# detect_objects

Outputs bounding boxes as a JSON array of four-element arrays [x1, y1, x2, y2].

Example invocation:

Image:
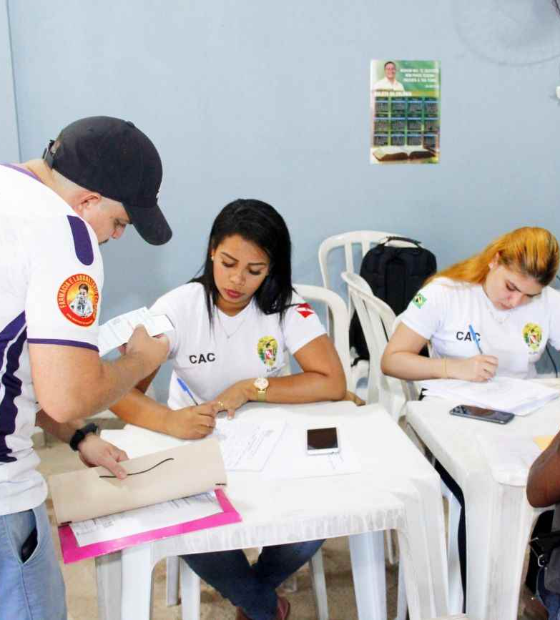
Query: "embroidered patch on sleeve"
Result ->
[[295, 303, 315, 318], [58, 274, 99, 327], [412, 293, 427, 309]]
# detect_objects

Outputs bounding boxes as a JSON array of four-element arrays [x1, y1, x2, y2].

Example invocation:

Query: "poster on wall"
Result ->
[[370, 60, 440, 165]]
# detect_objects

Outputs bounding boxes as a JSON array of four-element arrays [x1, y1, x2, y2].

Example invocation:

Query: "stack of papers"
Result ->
[[420, 376, 560, 416], [98, 307, 173, 356]]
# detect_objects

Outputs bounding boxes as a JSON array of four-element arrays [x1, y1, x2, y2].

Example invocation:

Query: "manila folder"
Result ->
[[49, 438, 226, 525]]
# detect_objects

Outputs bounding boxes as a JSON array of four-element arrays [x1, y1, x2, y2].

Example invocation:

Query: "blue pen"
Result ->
[[468, 324, 484, 355], [177, 377, 199, 406]]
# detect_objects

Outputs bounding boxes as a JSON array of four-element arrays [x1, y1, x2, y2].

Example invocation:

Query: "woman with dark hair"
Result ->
[[111, 199, 350, 620]]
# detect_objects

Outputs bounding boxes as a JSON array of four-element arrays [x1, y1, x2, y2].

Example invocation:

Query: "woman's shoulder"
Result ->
[[152, 281, 205, 312], [538, 285, 560, 309]]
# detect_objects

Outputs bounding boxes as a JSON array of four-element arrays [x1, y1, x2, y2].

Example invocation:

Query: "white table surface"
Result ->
[[95, 401, 448, 620], [407, 387, 560, 620]]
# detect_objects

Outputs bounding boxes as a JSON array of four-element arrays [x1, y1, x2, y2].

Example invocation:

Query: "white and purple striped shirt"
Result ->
[[0, 165, 103, 515]]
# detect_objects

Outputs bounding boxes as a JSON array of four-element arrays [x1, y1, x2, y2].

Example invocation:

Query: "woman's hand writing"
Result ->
[[448, 355, 498, 382], [166, 403, 220, 439]]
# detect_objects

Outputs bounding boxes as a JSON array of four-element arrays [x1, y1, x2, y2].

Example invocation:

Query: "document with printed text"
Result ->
[[70, 492, 220, 547], [98, 307, 173, 357], [102, 418, 286, 472], [420, 376, 560, 415]]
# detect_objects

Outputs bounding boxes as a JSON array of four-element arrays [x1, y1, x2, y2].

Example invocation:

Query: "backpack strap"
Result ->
[[381, 236, 422, 247]]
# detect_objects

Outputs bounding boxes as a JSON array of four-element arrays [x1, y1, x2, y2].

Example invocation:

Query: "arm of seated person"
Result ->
[[214, 334, 347, 418], [527, 430, 560, 507], [381, 323, 498, 383], [29, 326, 169, 423], [110, 368, 220, 440]]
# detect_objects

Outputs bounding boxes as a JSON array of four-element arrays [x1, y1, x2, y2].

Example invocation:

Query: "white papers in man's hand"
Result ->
[[98, 307, 173, 356], [70, 492, 220, 547], [102, 418, 286, 472], [420, 377, 560, 415]]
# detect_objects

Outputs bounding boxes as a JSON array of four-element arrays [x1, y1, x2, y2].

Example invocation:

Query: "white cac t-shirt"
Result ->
[[400, 278, 560, 379], [151, 283, 326, 407]]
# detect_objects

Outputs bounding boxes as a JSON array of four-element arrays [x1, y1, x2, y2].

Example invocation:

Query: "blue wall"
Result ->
[[0, 1, 19, 161], [5, 0, 560, 391]]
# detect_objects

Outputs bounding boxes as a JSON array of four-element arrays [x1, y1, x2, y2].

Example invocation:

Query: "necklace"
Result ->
[[218, 308, 250, 340]]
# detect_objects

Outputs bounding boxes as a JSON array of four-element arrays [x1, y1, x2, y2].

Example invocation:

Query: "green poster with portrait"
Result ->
[[370, 60, 440, 165]]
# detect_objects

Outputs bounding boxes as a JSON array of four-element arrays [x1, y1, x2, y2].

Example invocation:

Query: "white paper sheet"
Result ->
[[420, 376, 560, 415], [102, 418, 286, 472], [262, 425, 362, 480], [70, 492, 220, 547], [475, 434, 541, 486], [98, 307, 174, 356]]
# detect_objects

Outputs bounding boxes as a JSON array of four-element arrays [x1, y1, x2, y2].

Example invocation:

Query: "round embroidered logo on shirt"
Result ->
[[257, 336, 279, 368], [58, 274, 99, 327], [522, 323, 542, 352]]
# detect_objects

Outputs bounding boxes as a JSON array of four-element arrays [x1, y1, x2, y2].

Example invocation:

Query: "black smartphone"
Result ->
[[20, 527, 38, 563], [449, 404, 514, 425], [306, 427, 339, 455]]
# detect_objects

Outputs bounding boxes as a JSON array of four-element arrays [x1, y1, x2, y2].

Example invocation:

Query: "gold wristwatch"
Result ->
[[254, 377, 269, 402]]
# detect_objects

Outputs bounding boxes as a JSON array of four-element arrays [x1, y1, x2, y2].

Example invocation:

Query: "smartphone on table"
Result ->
[[449, 404, 514, 425], [306, 427, 340, 455]]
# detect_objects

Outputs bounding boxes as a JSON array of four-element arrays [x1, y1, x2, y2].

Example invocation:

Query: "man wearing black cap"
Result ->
[[0, 116, 172, 619]]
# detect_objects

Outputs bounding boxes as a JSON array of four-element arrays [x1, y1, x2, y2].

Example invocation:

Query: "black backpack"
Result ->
[[349, 236, 437, 361]]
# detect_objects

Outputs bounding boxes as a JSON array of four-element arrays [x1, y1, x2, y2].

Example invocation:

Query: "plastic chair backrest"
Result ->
[[318, 231, 417, 319], [342, 272, 408, 418], [294, 284, 352, 387]]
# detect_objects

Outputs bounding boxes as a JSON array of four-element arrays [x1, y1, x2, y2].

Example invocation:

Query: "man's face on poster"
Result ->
[[385, 62, 397, 80]]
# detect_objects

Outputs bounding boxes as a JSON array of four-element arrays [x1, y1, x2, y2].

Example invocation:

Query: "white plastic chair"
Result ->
[[343, 273, 461, 616], [341, 272, 410, 421], [318, 231, 419, 394], [167, 285, 352, 620]]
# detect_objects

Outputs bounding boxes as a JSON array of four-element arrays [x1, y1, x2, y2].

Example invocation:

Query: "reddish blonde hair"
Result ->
[[426, 227, 559, 287]]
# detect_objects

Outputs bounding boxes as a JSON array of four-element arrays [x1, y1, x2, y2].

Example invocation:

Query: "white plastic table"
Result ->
[[407, 393, 560, 620], [95, 401, 448, 620]]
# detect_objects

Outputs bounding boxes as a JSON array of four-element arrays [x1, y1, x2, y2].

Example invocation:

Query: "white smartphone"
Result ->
[[306, 427, 340, 456]]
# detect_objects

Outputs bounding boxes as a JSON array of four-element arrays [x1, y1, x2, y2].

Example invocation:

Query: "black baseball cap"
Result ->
[[43, 116, 172, 245]]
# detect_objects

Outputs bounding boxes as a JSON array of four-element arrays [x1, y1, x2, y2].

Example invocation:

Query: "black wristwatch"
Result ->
[[69, 423, 99, 452]]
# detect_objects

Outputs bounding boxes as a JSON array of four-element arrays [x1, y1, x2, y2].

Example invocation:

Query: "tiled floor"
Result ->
[[37, 433, 538, 619]]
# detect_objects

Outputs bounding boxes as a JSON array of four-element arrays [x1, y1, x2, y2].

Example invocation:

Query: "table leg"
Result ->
[[179, 559, 201, 620], [309, 548, 329, 620], [349, 531, 387, 620], [121, 544, 154, 620], [95, 551, 122, 620], [465, 479, 537, 620]]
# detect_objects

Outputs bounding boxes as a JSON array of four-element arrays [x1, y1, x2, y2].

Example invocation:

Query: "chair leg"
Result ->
[[166, 556, 180, 606], [309, 548, 329, 620], [385, 530, 397, 566], [349, 531, 387, 620], [394, 561, 407, 620], [180, 559, 201, 620]]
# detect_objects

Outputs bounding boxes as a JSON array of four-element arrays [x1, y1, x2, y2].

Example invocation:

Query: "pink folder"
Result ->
[[58, 489, 241, 564]]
